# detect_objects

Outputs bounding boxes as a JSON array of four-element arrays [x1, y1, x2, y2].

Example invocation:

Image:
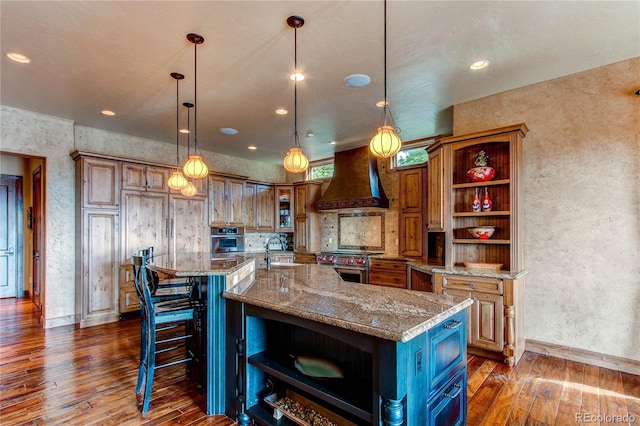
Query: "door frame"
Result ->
[[0, 175, 24, 298], [32, 166, 42, 308]]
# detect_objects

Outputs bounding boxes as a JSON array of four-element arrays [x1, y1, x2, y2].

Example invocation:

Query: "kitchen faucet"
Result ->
[[265, 236, 284, 270]]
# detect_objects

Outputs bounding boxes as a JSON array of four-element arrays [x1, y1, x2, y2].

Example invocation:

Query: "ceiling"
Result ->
[[1, 1, 638, 165]]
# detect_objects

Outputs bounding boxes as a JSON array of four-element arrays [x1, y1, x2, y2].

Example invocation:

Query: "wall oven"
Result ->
[[211, 226, 245, 255]]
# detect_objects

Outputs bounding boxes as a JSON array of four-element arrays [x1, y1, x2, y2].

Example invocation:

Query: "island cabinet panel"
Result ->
[[225, 302, 467, 426]]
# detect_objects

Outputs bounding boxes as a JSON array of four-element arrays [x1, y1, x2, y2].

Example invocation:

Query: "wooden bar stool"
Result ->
[[131, 254, 202, 413]]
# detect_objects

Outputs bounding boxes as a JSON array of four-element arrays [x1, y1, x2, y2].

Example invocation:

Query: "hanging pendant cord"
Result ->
[[294, 25, 299, 148], [383, 0, 388, 124], [193, 43, 198, 153], [186, 106, 191, 156], [175, 78, 180, 165]]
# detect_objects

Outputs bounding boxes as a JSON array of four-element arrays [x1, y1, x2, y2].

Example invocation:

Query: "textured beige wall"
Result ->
[[0, 105, 286, 327], [453, 58, 640, 361]]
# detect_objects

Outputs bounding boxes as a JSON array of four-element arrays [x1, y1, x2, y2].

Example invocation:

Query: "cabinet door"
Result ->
[[400, 213, 423, 257], [257, 185, 274, 230], [81, 158, 120, 208], [294, 184, 309, 217], [399, 167, 425, 213], [227, 178, 245, 225], [244, 183, 258, 230], [170, 195, 208, 259], [427, 148, 444, 231], [472, 292, 504, 352], [81, 210, 120, 327], [441, 288, 474, 345], [209, 176, 227, 225], [294, 217, 309, 251], [145, 166, 170, 192], [275, 186, 294, 232], [121, 191, 169, 261]]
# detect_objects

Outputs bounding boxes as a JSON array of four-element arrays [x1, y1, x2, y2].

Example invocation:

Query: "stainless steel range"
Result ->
[[317, 251, 378, 283]]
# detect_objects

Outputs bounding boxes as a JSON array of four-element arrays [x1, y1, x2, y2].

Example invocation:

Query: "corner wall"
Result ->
[[452, 58, 640, 361]]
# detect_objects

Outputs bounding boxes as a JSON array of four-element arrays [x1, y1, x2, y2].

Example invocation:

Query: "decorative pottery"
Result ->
[[467, 150, 495, 182], [468, 226, 495, 239], [467, 166, 495, 182], [471, 188, 481, 212], [482, 187, 493, 212]]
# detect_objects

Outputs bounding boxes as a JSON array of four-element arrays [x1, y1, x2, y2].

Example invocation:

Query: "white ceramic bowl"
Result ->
[[468, 226, 495, 239]]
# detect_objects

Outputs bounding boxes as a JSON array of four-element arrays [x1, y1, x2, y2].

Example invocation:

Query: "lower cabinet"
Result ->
[[435, 273, 524, 366], [408, 265, 433, 292], [368, 258, 408, 288], [225, 303, 467, 425], [293, 252, 318, 264]]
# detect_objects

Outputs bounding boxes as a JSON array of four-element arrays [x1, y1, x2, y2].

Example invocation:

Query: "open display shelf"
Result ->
[[247, 351, 373, 423]]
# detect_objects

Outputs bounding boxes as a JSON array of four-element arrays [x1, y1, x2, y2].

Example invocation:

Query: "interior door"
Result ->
[[32, 167, 42, 308], [0, 176, 21, 298]]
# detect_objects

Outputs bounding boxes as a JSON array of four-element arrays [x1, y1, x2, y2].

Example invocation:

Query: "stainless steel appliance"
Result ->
[[211, 226, 245, 255], [316, 251, 373, 283]]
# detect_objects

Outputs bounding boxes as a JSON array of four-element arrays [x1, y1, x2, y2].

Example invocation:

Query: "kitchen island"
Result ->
[[223, 263, 473, 425], [146, 252, 256, 415]]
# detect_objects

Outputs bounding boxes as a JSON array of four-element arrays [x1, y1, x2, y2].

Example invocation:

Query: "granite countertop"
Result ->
[[430, 266, 528, 280], [223, 263, 473, 343], [147, 252, 255, 277]]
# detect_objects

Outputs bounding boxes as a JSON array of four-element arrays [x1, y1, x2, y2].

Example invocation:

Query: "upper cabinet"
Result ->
[[426, 146, 445, 231], [80, 157, 121, 208], [398, 165, 426, 259], [441, 123, 528, 272], [122, 163, 169, 193], [209, 174, 245, 226], [274, 185, 294, 232], [293, 181, 322, 252], [244, 182, 274, 231]]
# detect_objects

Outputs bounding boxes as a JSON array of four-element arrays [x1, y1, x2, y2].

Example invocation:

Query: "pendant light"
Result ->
[[369, 0, 402, 158], [182, 33, 209, 180], [282, 16, 310, 174], [167, 72, 189, 191], [181, 102, 198, 197]]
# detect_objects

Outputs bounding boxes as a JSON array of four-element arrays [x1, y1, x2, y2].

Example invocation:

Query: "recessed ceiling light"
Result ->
[[7, 52, 31, 64], [220, 127, 238, 135], [179, 128, 190, 134], [248, 145, 257, 150], [470, 59, 490, 70], [275, 108, 288, 115], [306, 130, 314, 137], [376, 100, 388, 108], [290, 72, 304, 81], [344, 74, 371, 87], [328, 141, 337, 145], [101, 110, 116, 116]]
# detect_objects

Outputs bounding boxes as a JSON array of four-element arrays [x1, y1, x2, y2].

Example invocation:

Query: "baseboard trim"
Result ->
[[526, 339, 640, 375]]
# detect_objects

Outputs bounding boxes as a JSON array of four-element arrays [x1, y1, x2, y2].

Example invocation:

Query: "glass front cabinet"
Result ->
[[274, 185, 294, 232]]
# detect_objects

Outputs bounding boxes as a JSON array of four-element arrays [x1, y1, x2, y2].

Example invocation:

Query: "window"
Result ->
[[391, 137, 436, 168], [306, 159, 334, 180]]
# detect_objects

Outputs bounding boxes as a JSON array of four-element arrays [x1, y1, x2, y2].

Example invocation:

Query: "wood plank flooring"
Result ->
[[1, 298, 639, 425]]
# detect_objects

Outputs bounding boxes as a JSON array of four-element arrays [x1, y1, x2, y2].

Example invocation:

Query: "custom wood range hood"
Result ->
[[315, 146, 389, 210]]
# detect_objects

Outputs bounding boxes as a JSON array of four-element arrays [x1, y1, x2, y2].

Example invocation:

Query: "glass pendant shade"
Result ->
[[183, 155, 209, 179], [167, 169, 188, 190], [369, 125, 402, 158], [180, 180, 198, 197], [283, 147, 309, 173]]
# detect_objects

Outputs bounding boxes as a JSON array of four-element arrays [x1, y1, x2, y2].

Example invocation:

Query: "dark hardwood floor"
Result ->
[[1, 298, 638, 425]]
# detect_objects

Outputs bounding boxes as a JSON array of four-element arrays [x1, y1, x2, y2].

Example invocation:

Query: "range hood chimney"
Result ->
[[316, 146, 389, 210]]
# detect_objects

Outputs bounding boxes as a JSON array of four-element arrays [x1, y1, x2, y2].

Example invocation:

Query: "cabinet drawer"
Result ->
[[426, 368, 466, 426], [443, 275, 502, 294], [368, 270, 406, 288], [369, 259, 407, 272], [427, 310, 466, 400]]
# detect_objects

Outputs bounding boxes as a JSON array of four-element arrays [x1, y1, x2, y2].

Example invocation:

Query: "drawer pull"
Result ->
[[466, 283, 474, 287], [444, 383, 461, 399], [443, 319, 462, 329]]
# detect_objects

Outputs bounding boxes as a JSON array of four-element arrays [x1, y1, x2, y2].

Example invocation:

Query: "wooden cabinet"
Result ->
[[368, 258, 408, 288], [274, 185, 294, 232], [293, 252, 318, 264], [244, 182, 274, 231], [209, 174, 245, 226], [426, 146, 445, 231], [122, 163, 169, 193], [293, 182, 322, 252], [120, 190, 169, 261], [170, 194, 209, 260], [398, 166, 426, 259], [73, 154, 121, 327], [80, 157, 120, 208], [408, 264, 433, 292]]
